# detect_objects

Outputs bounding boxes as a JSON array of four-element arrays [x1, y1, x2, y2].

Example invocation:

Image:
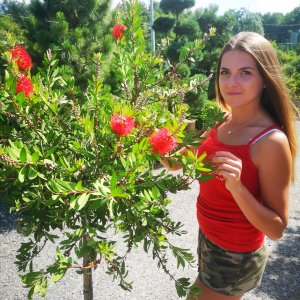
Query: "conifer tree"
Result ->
[[2, 0, 113, 87]]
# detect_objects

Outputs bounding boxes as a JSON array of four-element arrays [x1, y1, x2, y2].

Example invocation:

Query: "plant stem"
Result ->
[[83, 233, 93, 300]]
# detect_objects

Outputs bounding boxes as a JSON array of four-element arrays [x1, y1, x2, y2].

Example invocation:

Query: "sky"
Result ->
[[194, 0, 300, 15], [112, 0, 300, 15]]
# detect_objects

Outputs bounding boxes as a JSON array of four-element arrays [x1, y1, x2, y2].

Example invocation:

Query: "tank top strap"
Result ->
[[247, 125, 283, 146]]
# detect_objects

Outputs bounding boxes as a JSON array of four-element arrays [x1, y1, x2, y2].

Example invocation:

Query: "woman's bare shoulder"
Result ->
[[251, 130, 291, 169]]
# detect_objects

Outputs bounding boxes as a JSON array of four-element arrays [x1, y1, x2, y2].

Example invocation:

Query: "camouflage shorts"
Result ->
[[197, 229, 268, 296]]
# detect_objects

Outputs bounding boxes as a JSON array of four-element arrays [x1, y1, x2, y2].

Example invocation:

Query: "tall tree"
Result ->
[[194, 6, 236, 99], [234, 8, 264, 35], [153, 16, 175, 35], [3, 0, 113, 88], [0, 2, 218, 299], [284, 7, 300, 47], [262, 12, 285, 43], [160, 0, 195, 22]]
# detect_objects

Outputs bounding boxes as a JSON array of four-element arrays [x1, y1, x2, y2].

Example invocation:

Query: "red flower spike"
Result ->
[[10, 46, 32, 71], [112, 24, 127, 40], [16, 75, 33, 98], [149, 128, 178, 155], [110, 114, 134, 136]]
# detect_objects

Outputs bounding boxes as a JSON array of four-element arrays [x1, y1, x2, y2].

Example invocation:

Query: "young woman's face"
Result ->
[[218, 50, 265, 109]]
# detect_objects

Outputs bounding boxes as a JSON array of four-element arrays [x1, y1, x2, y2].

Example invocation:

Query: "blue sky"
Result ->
[[112, 0, 300, 15]]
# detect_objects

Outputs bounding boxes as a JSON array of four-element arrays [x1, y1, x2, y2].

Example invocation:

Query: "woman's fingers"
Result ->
[[210, 151, 243, 186], [211, 155, 242, 170], [213, 151, 239, 159]]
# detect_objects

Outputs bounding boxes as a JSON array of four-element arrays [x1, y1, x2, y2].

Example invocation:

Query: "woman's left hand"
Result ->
[[210, 151, 243, 191]]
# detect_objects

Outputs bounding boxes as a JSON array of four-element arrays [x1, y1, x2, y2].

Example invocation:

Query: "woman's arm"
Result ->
[[211, 131, 292, 240]]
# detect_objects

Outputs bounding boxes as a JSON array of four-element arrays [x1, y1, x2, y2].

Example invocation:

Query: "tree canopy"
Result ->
[[160, 0, 195, 21]]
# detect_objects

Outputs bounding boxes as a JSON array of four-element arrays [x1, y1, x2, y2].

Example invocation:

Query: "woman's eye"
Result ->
[[241, 70, 251, 76], [220, 70, 228, 75]]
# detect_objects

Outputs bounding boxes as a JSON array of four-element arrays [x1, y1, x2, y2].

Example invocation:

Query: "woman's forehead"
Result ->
[[221, 50, 257, 69], [221, 50, 256, 66]]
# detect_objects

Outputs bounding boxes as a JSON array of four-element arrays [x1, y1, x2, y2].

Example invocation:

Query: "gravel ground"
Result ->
[[1, 122, 299, 300]]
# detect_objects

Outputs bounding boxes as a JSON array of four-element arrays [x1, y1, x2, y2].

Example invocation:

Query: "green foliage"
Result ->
[[188, 100, 225, 130], [276, 43, 300, 108], [174, 19, 200, 40], [236, 9, 264, 35], [0, 1, 216, 298], [153, 16, 175, 33], [0, 14, 27, 81], [2, 0, 113, 88], [178, 63, 191, 78], [160, 0, 195, 21], [165, 40, 186, 62], [262, 12, 286, 42]]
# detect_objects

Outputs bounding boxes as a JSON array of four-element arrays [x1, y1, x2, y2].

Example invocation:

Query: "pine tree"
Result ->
[[3, 0, 114, 88]]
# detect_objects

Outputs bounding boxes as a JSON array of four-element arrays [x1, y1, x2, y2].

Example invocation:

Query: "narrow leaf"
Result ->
[[20, 148, 27, 163], [77, 193, 89, 211]]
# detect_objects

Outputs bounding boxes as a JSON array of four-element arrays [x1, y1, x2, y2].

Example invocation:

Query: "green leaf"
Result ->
[[34, 282, 40, 293], [28, 286, 35, 300], [44, 232, 59, 243], [51, 270, 66, 283], [19, 147, 27, 163], [18, 166, 28, 183], [189, 285, 201, 297], [21, 271, 43, 285], [31, 151, 40, 162], [45, 146, 57, 158], [94, 179, 110, 196], [70, 195, 77, 209], [199, 174, 214, 182], [88, 198, 106, 209], [198, 151, 207, 161], [75, 181, 83, 191], [110, 171, 117, 192], [16, 91, 25, 106], [28, 166, 38, 180], [175, 277, 190, 297], [108, 198, 115, 217], [37, 172, 47, 180], [77, 193, 90, 211], [55, 179, 76, 192], [40, 278, 48, 298]]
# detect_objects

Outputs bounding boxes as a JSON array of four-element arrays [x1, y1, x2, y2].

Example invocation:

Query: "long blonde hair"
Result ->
[[215, 31, 297, 179]]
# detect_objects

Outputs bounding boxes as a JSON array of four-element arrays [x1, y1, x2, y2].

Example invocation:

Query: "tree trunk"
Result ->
[[83, 234, 93, 300]]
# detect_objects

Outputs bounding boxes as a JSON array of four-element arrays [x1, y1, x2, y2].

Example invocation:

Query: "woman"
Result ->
[[162, 32, 297, 299]]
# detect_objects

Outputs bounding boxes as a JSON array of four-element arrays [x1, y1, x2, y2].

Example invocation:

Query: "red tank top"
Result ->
[[197, 123, 281, 252]]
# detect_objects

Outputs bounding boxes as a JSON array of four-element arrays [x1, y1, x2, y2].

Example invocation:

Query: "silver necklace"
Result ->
[[226, 115, 260, 135]]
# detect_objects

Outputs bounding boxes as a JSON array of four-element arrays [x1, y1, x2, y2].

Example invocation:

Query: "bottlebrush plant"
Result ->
[[0, 1, 220, 299]]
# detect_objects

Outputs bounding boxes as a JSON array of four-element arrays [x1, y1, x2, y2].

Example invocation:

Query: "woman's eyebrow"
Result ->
[[220, 66, 255, 70]]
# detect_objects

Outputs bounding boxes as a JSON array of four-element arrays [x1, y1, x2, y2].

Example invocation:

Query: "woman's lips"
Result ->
[[226, 92, 242, 96]]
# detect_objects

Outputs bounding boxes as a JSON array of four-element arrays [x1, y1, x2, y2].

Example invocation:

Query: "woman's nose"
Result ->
[[228, 74, 239, 85]]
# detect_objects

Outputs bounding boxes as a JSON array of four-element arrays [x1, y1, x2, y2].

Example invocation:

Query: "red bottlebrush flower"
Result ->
[[149, 128, 178, 155], [110, 114, 134, 136], [16, 75, 33, 98], [112, 24, 127, 40], [10, 46, 32, 71]]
